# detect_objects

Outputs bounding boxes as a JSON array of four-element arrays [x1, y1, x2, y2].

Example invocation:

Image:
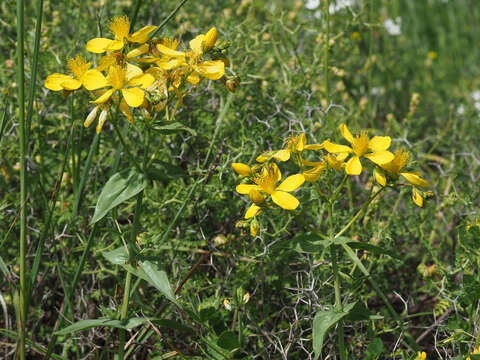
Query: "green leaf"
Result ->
[[102, 246, 128, 265], [365, 338, 384, 360], [152, 319, 193, 334], [313, 303, 355, 360], [284, 233, 330, 253], [55, 317, 147, 335], [138, 261, 180, 307], [0, 255, 7, 277], [217, 330, 240, 351], [152, 122, 196, 136], [91, 168, 146, 224], [347, 242, 402, 260]]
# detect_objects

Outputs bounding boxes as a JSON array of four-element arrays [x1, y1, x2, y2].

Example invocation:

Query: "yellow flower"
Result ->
[[90, 63, 155, 108], [86, 16, 157, 54], [417, 351, 426, 360], [44, 55, 106, 91], [257, 133, 324, 163], [323, 124, 394, 175], [374, 149, 429, 207], [155, 27, 225, 83], [303, 162, 326, 182], [236, 165, 305, 212], [326, 153, 347, 171]]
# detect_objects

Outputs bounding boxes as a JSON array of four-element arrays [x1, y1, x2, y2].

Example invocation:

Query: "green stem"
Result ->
[[324, 0, 331, 130], [118, 191, 143, 359], [327, 171, 346, 359], [334, 186, 383, 240], [330, 246, 346, 360], [112, 119, 143, 174], [129, 0, 142, 29], [25, 0, 44, 145], [73, 133, 100, 218], [150, 0, 190, 38], [16, 0, 26, 358]]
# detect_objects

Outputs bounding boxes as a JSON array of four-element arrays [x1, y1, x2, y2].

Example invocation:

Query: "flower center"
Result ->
[[110, 16, 130, 41], [352, 132, 369, 156], [253, 167, 277, 195], [107, 65, 126, 90], [68, 55, 91, 80]]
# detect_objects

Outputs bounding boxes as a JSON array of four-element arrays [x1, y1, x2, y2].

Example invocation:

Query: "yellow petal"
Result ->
[[340, 123, 354, 144], [400, 172, 429, 188], [128, 25, 157, 43], [304, 143, 324, 150], [323, 140, 352, 154], [276, 174, 305, 192], [126, 44, 150, 59], [194, 60, 225, 80], [106, 39, 124, 51], [120, 98, 133, 123], [303, 164, 326, 182], [296, 133, 306, 151], [91, 88, 115, 104], [232, 163, 251, 176], [86, 38, 114, 53], [412, 188, 424, 207], [302, 159, 325, 167], [345, 156, 362, 175], [236, 184, 259, 195], [44, 73, 73, 91], [61, 78, 82, 90], [187, 73, 201, 85], [125, 63, 143, 82], [272, 149, 291, 162], [369, 136, 391, 151], [364, 150, 394, 165], [256, 154, 268, 163], [273, 163, 282, 182], [97, 54, 117, 72], [82, 69, 108, 90], [271, 191, 300, 210], [189, 34, 205, 55], [245, 203, 261, 219], [374, 168, 387, 187], [156, 43, 185, 57], [128, 73, 155, 89], [204, 27, 218, 49], [121, 88, 144, 107]]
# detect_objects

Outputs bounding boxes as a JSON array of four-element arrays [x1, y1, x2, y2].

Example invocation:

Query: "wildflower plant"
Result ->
[[233, 123, 431, 358], [42, 14, 236, 359]]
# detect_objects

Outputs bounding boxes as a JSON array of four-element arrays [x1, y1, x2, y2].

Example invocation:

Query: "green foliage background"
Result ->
[[0, 0, 479, 358]]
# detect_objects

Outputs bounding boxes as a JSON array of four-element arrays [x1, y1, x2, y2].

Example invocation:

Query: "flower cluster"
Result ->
[[44, 16, 233, 133], [233, 124, 430, 237]]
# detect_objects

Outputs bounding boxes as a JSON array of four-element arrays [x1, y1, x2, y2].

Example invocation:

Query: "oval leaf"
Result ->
[[138, 261, 180, 307], [313, 302, 355, 360], [91, 168, 146, 224]]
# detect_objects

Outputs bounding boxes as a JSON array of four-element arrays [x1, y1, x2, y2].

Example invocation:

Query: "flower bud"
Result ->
[[204, 27, 218, 50], [249, 189, 265, 205]]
